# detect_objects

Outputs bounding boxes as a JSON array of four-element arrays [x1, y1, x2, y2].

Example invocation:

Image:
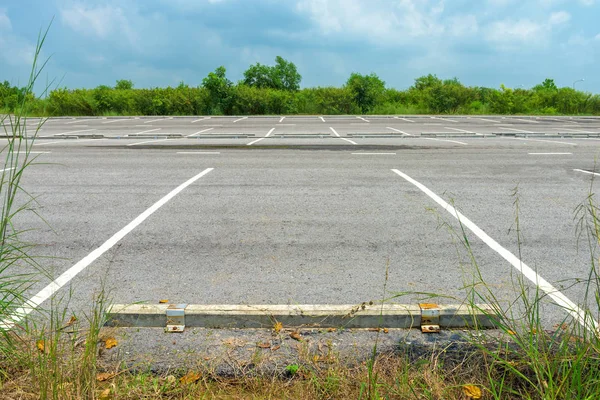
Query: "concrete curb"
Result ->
[[106, 303, 497, 331]]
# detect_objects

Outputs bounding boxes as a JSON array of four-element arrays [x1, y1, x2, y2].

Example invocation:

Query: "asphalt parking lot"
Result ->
[[3, 115, 600, 331]]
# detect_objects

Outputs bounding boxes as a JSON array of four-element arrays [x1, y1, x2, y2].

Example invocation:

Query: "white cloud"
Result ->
[[60, 4, 137, 45], [579, 0, 595, 5], [548, 11, 570, 25], [0, 9, 11, 31], [486, 19, 544, 44]]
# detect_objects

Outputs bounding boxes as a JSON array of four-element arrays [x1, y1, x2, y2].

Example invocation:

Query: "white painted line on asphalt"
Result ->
[[394, 117, 415, 123], [423, 123, 442, 126], [319, 117, 326, 122], [17, 151, 51, 154], [191, 117, 210, 123], [339, 137, 358, 145], [352, 152, 396, 155], [478, 118, 501, 123], [357, 117, 370, 122], [266, 128, 275, 137], [41, 129, 97, 138], [431, 116, 458, 123], [445, 127, 480, 135], [0, 168, 215, 330], [514, 118, 539, 124], [247, 137, 267, 146], [559, 128, 597, 134], [130, 128, 161, 135], [102, 119, 126, 124], [279, 117, 285, 123], [126, 138, 170, 146], [187, 128, 214, 137], [144, 118, 167, 124], [574, 169, 600, 177], [499, 127, 535, 133], [65, 119, 95, 124], [233, 117, 248, 123], [391, 168, 597, 332], [329, 127, 340, 137], [177, 152, 221, 154], [35, 138, 108, 146], [528, 153, 572, 155], [386, 127, 411, 136], [421, 138, 468, 145], [0, 167, 15, 173], [509, 137, 577, 146]]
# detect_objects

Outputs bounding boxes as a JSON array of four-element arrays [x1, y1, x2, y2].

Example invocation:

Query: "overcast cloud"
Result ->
[[1, 0, 598, 92]]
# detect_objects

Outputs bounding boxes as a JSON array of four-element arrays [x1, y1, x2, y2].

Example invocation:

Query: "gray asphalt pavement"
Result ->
[[4, 115, 600, 331]]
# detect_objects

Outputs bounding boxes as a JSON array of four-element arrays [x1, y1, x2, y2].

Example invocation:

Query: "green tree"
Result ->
[[345, 73, 385, 113], [202, 66, 232, 114], [242, 56, 301, 91], [115, 79, 134, 90]]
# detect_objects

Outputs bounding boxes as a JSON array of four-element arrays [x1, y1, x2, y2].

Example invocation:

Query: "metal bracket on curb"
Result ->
[[166, 304, 187, 332], [419, 303, 441, 333]]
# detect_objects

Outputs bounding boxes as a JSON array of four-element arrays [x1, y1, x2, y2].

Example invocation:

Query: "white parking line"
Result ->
[[35, 138, 107, 146], [247, 137, 267, 146], [431, 116, 458, 123], [144, 118, 168, 124], [40, 129, 97, 138], [319, 117, 326, 122], [514, 118, 539, 124], [233, 117, 248, 123], [394, 117, 415, 123], [65, 119, 95, 125], [445, 127, 479, 134], [266, 128, 275, 137], [559, 128, 597, 134], [574, 169, 600, 177], [509, 137, 577, 146], [102, 119, 126, 124], [421, 138, 468, 145], [386, 127, 411, 136], [0, 168, 215, 330], [499, 127, 535, 133], [339, 137, 358, 145], [478, 118, 501, 123], [177, 152, 221, 154], [329, 127, 340, 137], [126, 138, 170, 146], [0, 167, 15, 172], [352, 152, 396, 155], [357, 117, 370, 122], [129, 128, 161, 135], [191, 117, 211, 123], [279, 117, 285, 123], [391, 169, 596, 332], [187, 128, 214, 137], [528, 153, 572, 155]]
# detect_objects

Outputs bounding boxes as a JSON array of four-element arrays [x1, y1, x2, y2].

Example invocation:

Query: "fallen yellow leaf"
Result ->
[[272, 345, 281, 351], [463, 384, 482, 399], [99, 388, 111, 399], [257, 341, 271, 349], [273, 321, 283, 334], [96, 372, 115, 382], [290, 331, 302, 341], [383, 328, 389, 334], [159, 299, 169, 304], [66, 316, 77, 326], [36, 340, 45, 353], [104, 337, 118, 349], [327, 327, 337, 332], [180, 371, 201, 384], [507, 330, 516, 335]]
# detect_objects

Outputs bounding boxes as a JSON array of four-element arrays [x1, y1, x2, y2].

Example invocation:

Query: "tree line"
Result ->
[[1, 57, 599, 116]]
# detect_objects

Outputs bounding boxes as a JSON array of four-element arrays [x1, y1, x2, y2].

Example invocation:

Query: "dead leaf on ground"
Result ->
[[99, 388, 111, 399], [290, 331, 302, 341], [104, 337, 118, 349], [159, 299, 169, 304], [66, 316, 77, 326], [257, 341, 271, 349], [96, 372, 115, 382], [271, 345, 281, 351], [327, 328, 337, 332], [180, 371, 201, 384], [462, 384, 482, 399], [273, 321, 283, 334], [223, 338, 246, 347], [36, 340, 45, 353], [368, 328, 381, 332]]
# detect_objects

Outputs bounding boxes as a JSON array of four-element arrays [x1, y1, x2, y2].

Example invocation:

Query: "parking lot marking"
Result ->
[[391, 169, 596, 332], [187, 128, 214, 137], [177, 152, 221, 154], [357, 117, 370, 122], [422, 138, 468, 145], [130, 128, 161, 135], [510, 137, 577, 146], [0, 167, 15, 173], [386, 127, 411, 136], [247, 137, 267, 146], [500, 127, 535, 133], [394, 117, 415, 123], [102, 119, 126, 124], [233, 117, 248, 123], [528, 153, 572, 155], [445, 127, 479, 134], [127, 138, 170, 146], [266, 128, 275, 137], [352, 152, 396, 155], [144, 118, 168, 124], [0, 168, 215, 330], [191, 117, 210, 123], [279, 117, 285, 123], [478, 118, 501, 123], [431, 116, 458, 123], [339, 137, 358, 145], [39, 129, 97, 138], [574, 169, 600, 177], [329, 127, 340, 137], [515, 118, 539, 124], [65, 119, 95, 125], [319, 117, 326, 122], [35, 138, 107, 146]]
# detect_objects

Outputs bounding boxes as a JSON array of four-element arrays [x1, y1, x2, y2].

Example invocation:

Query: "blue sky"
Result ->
[[1, 0, 599, 92]]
